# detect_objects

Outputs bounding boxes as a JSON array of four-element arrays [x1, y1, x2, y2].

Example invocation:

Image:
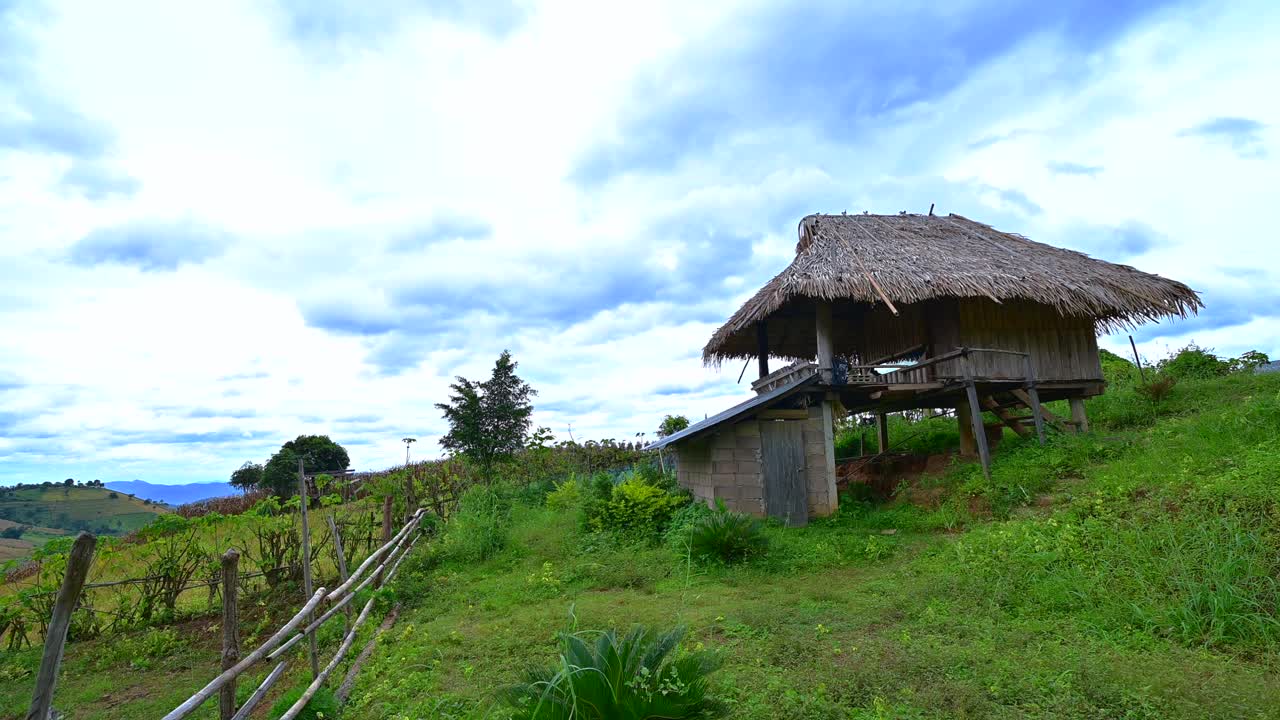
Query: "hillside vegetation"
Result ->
[[344, 368, 1280, 719], [2, 349, 1278, 719], [0, 485, 162, 539]]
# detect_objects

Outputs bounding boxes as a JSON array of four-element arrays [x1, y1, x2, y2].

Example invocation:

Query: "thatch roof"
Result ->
[[704, 213, 1201, 365]]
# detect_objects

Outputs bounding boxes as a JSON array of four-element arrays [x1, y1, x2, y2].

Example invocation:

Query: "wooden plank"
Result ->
[[1010, 389, 1068, 431], [875, 413, 889, 453], [980, 397, 1032, 437], [219, 549, 240, 720], [819, 394, 838, 516], [297, 460, 320, 679], [27, 532, 97, 720], [760, 421, 807, 527], [757, 409, 809, 420]]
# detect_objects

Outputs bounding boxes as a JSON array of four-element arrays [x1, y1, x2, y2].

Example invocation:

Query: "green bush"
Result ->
[[270, 686, 341, 720], [499, 625, 725, 720], [663, 501, 714, 550], [441, 486, 509, 562], [584, 478, 688, 536], [545, 478, 581, 511], [686, 506, 768, 563], [1157, 342, 1230, 380]]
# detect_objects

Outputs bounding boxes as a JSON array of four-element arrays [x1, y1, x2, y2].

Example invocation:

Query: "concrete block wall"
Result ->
[[674, 400, 840, 519]]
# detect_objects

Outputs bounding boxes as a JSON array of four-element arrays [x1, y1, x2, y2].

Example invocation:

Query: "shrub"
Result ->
[[585, 478, 688, 536], [270, 686, 342, 720], [441, 486, 509, 562], [544, 478, 581, 511], [1136, 374, 1177, 403], [663, 501, 714, 550], [0, 526, 23, 540], [686, 506, 768, 563], [499, 625, 725, 720], [1157, 342, 1230, 380]]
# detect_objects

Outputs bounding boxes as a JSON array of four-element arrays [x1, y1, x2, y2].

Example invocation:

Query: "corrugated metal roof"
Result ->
[[646, 374, 820, 450]]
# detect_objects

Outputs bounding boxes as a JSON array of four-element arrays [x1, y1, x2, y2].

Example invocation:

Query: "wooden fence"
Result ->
[[25, 461, 427, 720]]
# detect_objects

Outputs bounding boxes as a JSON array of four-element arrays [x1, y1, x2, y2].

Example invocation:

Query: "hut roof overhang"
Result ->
[[703, 213, 1202, 365], [646, 373, 820, 450]]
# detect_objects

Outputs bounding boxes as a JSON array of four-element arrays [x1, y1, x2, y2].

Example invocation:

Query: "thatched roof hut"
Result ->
[[704, 213, 1201, 365]]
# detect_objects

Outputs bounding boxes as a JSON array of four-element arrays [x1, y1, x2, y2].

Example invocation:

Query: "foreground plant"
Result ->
[[688, 505, 768, 563], [500, 625, 725, 720]]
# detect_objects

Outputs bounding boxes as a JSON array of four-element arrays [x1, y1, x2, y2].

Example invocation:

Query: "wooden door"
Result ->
[[760, 420, 807, 527]]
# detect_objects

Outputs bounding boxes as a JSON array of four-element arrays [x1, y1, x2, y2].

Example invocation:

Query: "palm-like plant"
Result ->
[[688, 508, 768, 563], [500, 626, 725, 720]]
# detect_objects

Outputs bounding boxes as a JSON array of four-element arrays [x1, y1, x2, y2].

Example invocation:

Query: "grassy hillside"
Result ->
[[1, 370, 1276, 719], [343, 370, 1280, 719], [0, 485, 164, 537]]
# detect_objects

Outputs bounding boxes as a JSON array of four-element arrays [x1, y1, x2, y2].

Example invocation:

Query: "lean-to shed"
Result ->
[[652, 212, 1201, 525]]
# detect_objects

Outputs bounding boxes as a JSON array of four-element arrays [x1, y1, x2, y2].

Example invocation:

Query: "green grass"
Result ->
[[345, 371, 1280, 719]]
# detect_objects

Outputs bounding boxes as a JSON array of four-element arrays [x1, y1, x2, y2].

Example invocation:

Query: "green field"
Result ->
[[0, 486, 164, 538]]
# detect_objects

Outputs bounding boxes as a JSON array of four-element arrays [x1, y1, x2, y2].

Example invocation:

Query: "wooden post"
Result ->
[[755, 322, 770, 379], [814, 300, 834, 383], [961, 354, 991, 480], [1069, 397, 1090, 433], [820, 394, 838, 516], [1022, 355, 1047, 446], [381, 496, 393, 544], [1128, 335, 1147, 385], [27, 531, 96, 720], [875, 413, 889, 454], [297, 460, 320, 679], [956, 398, 977, 457], [219, 549, 240, 720], [326, 515, 352, 635]]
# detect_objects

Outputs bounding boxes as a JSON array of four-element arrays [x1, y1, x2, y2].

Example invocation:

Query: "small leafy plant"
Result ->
[[500, 625, 725, 720], [686, 505, 768, 563], [269, 685, 341, 720], [583, 478, 688, 536]]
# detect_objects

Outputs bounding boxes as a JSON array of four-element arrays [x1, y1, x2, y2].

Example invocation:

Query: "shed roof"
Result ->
[[704, 213, 1202, 364], [647, 373, 819, 450]]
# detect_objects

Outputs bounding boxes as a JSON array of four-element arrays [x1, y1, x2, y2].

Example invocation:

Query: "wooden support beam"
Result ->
[[297, 460, 319, 679], [980, 397, 1032, 438], [756, 322, 770, 379], [27, 532, 96, 720], [1069, 397, 1090, 433], [219, 549, 240, 720], [962, 355, 991, 481], [875, 413, 889, 453], [1010, 389, 1067, 432], [815, 301, 834, 383], [1022, 355, 1047, 446], [758, 409, 809, 420]]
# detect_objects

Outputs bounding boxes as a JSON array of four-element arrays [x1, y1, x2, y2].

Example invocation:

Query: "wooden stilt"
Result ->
[[1010, 389, 1068, 432], [756, 322, 770, 379], [962, 355, 991, 480], [875, 413, 889, 453], [1022, 355, 1047, 446], [815, 301, 834, 383], [956, 398, 977, 457], [980, 397, 1032, 438], [1069, 397, 1089, 433]]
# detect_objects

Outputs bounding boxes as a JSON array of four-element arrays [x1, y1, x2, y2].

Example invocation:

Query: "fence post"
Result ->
[[27, 531, 96, 720], [219, 549, 240, 720], [381, 496, 393, 544], [297, 459, 320, 678], [326, 515, 352, 635]]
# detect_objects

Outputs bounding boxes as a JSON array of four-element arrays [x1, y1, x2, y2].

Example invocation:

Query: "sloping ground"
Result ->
[[0, 486, 163, 536], [348, 372, 1280, 719]]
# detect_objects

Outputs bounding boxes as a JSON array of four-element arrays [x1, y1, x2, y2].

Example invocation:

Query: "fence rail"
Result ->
[[24, 486, 428, 720]]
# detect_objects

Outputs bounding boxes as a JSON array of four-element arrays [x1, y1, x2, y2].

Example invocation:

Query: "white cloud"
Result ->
[[1, 0, 1277, 484]]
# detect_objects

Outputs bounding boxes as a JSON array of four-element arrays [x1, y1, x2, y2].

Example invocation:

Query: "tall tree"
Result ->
[[229, 461, 264, 491], [657, 414, 690, 438], [260, 435, 350, 497], [436, 350, 536, 478]]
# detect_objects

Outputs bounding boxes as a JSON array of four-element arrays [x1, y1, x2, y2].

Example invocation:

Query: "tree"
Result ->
[[436, 350, 536, 478], [658, 414, 690, 438], [63, 478, 73, 487], [230, 461, 265, 491], [260, 435, 350, 497], [0, 526, 24, 539]]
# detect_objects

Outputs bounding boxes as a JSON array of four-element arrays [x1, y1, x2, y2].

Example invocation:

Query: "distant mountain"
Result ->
[[105, 480, 238, 506]]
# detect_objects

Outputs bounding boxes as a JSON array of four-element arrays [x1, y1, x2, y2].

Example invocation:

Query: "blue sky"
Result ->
[[1, 0, 1277, 485]]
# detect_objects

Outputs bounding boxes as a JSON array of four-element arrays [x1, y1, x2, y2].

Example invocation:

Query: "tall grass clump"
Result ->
[[684, 505, 768, 563], [270, 686, 342, 720], [440, 485, 509, 563], [499, 625, 725, 720]]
